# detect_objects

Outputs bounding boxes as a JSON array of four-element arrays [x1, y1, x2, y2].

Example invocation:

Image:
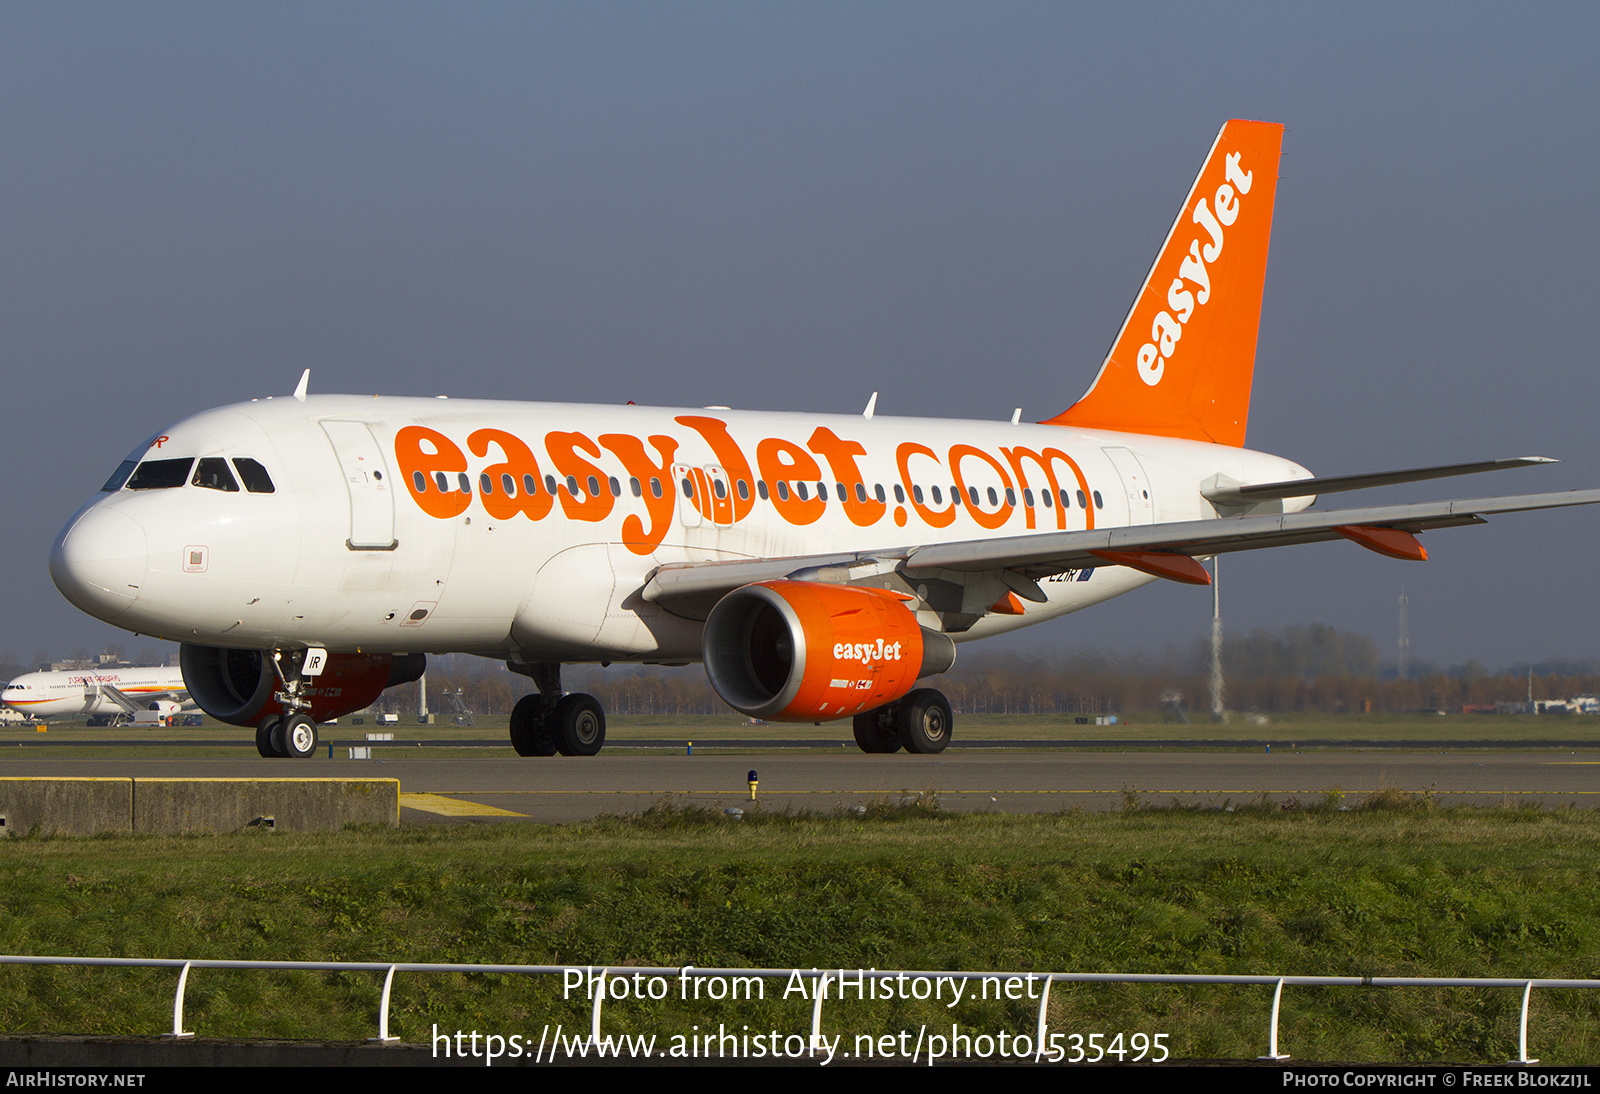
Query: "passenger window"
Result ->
[[650, 477, 662, 499], [912, 485, 923, 505], [1076, 490, 1087, 508], [1023, 489, 1034, 508], [587, 475, 600, 497], [931, 485, 942, 504], [502, 473, 517, 496], [630, 477, 642, 498], [875, 484, 886, 503], [609, 476, 621, 498], [894, 484, 906, 504], [969, 487, 980, 507], [796, 482, 809, 501], [854, 483, 866, 503], [737, 480, 750, 501], [1093, 490, 1103, 509], [986, 487, 998, 507], [413, 471, 428, 493], [434, 471, 450, 493], [1041, 489, 1052, 509], [567, 476, 580, 496], [682, 477, 695, 499], [457, 473, 472, 494], [776, 481, 790, 501], [836, 482, 847, 502], [193, 458, 240, 492], [101, 460, 137, 492], [523, 474, 538, 495], [714, 479, 727, 500], [127, 458, 194, 490], [1005, 488, 1016, 507], [545, 474, 558, 495], [757, 481, 769, 500], [480, 473, 494, 495]]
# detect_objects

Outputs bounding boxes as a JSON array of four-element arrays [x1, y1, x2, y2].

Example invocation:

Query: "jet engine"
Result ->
[[702, 580, 955, 721], [178, 645, 424, 726]]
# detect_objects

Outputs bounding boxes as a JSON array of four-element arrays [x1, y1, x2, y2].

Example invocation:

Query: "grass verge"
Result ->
[[2, 797, 1599, 1062]]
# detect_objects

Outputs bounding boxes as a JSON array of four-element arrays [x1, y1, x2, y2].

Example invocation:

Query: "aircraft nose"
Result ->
[[50, 506, 148, 621]]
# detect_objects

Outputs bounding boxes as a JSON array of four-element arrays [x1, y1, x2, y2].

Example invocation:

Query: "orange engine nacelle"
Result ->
[[179, 645, 426, 726], [703, 580, 956, 721]]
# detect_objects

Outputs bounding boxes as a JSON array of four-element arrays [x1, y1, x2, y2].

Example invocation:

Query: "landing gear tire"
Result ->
[[256, 716, 283, 758], [509, 694, 558, 757], [552, 693, 605, 757], [898, 689, 953, 755], [852, 707, 902, 753], [275, 714, 319, 759]]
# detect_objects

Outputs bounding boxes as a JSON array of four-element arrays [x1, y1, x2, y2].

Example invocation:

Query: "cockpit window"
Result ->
[[101, 460, 138, 492], [232, 458, 276, 494], [193, 458, 240, 492], [127, 458, 195, 490]]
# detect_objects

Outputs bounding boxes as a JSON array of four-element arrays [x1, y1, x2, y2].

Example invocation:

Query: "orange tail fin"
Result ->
[[1046, 119, 1284, 447]]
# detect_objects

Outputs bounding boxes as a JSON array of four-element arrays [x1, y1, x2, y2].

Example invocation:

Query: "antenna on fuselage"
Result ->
[[293, 369, 310, 402], [863, 392, 878, 420]]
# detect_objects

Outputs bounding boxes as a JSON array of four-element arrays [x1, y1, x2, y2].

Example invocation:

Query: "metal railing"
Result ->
[[3, 954, 1594, 1064]]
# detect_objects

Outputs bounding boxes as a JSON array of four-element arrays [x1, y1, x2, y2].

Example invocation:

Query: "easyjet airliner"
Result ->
[[47, 120, 1600, 759]]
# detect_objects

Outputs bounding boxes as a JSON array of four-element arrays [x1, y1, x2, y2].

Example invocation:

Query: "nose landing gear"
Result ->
[[253, 650, 322, 759]]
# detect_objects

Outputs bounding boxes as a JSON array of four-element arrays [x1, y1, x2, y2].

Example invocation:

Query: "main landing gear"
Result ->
[[507, 662, 606, 757], [852, 688, 953, 755], [254, 649, 320, 759], [256, 713, 320, 759]]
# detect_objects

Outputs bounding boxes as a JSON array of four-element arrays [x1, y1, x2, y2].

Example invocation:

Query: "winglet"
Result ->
[[293, 369, 310, 403], [1046, 119, 1284, 447]]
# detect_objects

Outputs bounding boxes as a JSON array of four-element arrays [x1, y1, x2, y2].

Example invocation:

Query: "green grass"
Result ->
[[3, 799, 1600, 1062]]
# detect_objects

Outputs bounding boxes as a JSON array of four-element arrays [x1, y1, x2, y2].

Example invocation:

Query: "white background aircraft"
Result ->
[[48, 120, 1600, 760], [2, 665, 193, 723]]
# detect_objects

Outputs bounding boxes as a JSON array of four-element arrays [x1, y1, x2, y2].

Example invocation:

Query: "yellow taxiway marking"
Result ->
[[418, 788, 1600, 797], [399, 792, 527, 817]]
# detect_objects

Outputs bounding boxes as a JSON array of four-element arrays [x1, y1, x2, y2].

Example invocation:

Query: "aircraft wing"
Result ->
[[904, 489, 1600, 576], [642, 489, 1600, 618]]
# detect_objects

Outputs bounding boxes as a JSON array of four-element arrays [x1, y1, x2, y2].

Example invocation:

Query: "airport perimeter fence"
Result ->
[[4, 954, 1598, 1064]]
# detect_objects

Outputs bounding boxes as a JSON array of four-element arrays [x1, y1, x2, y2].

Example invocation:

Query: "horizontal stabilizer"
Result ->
[[1203, 456, 1557, 503]]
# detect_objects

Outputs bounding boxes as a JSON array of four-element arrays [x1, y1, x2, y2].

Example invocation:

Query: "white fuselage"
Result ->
[[49, 395, 1313, 662], [1, 666, 193, 719]]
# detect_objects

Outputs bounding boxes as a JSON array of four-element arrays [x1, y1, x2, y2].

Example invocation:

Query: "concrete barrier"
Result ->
[[0, 778, 132, 836], [0, 778, 399, 835], [133, 779, 399, 833]]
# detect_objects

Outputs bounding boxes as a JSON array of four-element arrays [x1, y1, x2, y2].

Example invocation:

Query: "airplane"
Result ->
[[2, 665, 194, 723], [46, 118, 1600, 760]]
